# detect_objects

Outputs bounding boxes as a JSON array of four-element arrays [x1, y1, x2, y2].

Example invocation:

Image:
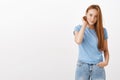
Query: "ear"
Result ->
[[83, 16, 87, 21]]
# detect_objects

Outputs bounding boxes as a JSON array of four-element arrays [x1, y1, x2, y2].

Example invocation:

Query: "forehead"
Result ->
[[87, 9, 98, 16]]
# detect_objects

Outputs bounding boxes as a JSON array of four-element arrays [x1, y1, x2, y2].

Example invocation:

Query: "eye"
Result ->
[[95, 15, 97, 18], [90, 14, 92, 17], [94, 16, 98, 19]]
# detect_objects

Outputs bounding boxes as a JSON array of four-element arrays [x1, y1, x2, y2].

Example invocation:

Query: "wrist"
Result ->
[[104, 61, 108, 66], [82, 24, 87, 28]]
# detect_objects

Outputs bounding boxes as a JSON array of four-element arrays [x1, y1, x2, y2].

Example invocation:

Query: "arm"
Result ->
[[97, 40, 110, 67], [74, 16, 88, 44], [74, 25, 86, 44], [103, 39, 109, 66]]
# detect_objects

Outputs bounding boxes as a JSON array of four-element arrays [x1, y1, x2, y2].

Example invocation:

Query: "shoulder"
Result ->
[[73, 24, 82, 35], [74, 24, 82, 31], [103, 27, 108, 34], [103, 27, 107, 31], [103, 27, 108, 39]]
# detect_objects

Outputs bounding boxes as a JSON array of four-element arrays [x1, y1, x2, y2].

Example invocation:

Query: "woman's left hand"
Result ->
[[96, 62, 108, 68]]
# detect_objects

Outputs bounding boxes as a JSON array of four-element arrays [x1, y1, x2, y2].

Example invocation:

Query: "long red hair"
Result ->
[[86, 4, 104, 51]]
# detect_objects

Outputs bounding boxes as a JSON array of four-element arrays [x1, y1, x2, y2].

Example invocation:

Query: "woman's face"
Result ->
[[86, 9, 98, 26]]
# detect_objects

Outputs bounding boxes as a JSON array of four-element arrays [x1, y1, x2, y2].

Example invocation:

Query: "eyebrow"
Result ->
[[89, 13, 98, 17]]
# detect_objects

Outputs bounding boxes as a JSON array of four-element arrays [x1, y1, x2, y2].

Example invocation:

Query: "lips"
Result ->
[[90, 21, 94, 23], [89, 21, 94, 24]]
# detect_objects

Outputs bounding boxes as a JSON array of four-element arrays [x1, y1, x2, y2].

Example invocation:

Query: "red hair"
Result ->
[[86, 4, 104, 51]]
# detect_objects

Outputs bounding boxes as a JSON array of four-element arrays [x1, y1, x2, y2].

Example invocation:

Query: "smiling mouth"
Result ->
[[89, 22, 94, 24]]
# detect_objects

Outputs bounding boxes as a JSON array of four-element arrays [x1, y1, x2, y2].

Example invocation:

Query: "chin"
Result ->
[[88, 23, 95, 26]]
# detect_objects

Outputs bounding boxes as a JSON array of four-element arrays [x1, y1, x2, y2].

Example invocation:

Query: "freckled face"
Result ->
[[86, 9, 98, 26]]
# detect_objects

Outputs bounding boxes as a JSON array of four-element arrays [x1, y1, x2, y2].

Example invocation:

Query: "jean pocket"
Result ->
[[96, 64, 104, 69], [77, 61, 84, 67]]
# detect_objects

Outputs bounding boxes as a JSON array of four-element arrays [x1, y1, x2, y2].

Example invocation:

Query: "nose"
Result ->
[[91, 17, 95, 22]]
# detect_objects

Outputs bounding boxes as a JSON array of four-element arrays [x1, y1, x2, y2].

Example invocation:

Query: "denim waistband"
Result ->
[[77, 60, 97, 65]]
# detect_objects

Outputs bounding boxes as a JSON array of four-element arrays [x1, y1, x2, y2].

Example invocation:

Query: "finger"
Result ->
[[96, 63, 99, 66]]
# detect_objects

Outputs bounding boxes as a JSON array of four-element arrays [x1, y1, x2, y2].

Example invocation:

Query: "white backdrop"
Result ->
[[0, 0, 119, 80]]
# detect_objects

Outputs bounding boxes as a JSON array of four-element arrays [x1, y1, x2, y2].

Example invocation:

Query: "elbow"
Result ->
[[75, 39, 82, 45], [104, 48, 109, 53], [74, 36, 83, 45]]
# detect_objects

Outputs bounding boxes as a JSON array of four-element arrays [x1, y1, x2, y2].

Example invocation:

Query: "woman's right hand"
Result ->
[[82, 16, 88, 27]]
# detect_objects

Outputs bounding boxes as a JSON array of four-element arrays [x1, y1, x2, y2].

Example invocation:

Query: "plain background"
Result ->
[[0, 0, 119, 80]]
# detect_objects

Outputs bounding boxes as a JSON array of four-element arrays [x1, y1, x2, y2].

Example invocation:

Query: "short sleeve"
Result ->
[[73, 24, 82, 35], [104, 28, 108, 40]]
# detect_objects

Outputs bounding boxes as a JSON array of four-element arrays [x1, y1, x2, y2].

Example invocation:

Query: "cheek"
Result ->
[[87, 16, 91, 21], [94, 18, 97, 22]]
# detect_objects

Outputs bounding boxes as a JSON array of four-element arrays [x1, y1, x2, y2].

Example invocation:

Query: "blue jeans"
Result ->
[[75, 61, 106, 80]]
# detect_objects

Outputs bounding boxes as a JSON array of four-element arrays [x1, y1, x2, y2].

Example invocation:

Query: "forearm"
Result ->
[[75, 25, 86, 44], [104, 50, 109, 65]]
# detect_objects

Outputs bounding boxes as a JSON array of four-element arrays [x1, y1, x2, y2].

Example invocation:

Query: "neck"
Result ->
[[88, 24, 95, 29]]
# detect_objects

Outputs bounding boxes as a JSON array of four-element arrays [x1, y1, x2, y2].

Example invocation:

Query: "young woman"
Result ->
[[73, 4, 109, 80]]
